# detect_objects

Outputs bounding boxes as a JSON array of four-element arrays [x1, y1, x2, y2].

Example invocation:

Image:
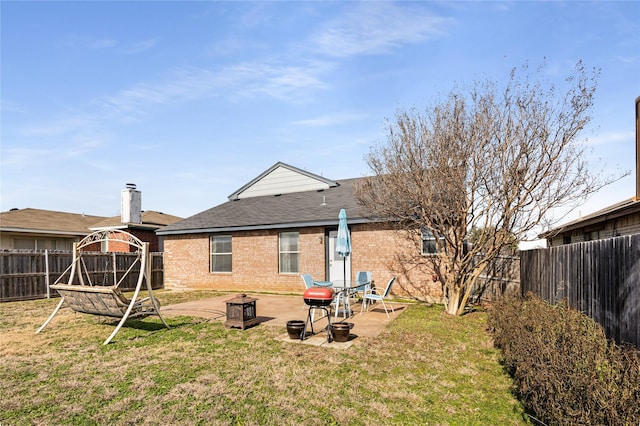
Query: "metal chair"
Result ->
[[360, 276, 396, 318], [353, 271, 372, 299]]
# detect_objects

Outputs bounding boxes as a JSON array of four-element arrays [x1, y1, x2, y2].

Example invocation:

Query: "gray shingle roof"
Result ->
[[90, 211, 183, 230], [157, 178, 374, 235], [0, 208, 108, 236]]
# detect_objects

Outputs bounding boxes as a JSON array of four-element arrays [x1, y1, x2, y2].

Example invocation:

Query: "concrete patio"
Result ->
[[161, 293, 406, 349]]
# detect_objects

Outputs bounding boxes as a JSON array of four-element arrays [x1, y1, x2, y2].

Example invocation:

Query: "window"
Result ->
[[210, 235, 232, 272], [14, 238, 35, 250], [13, 237, 72, 251], [584, 230, 600, 242], [421, 229, 443, 255], [279, 231, 299, 273]]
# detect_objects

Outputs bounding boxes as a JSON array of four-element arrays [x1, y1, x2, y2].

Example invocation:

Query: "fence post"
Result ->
[[45, 249, 50, 299], [112, 252, 117, 286]]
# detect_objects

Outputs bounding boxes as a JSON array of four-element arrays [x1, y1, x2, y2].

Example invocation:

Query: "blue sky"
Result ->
[[2, 1, 639, 226]]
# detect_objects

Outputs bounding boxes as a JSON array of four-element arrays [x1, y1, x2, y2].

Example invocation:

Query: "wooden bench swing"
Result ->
[[36, 229, 169, 345]]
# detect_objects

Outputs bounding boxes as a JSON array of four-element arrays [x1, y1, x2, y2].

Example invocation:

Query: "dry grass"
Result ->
[[1, 290, 528, 425]]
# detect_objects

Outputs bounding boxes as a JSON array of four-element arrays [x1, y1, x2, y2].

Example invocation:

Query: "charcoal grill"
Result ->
[[302, 287, 334, 341]]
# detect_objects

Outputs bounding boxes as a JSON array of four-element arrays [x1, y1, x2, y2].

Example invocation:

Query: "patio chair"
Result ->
[[360, 276, 396, 318], [352, 271, 372, 300]]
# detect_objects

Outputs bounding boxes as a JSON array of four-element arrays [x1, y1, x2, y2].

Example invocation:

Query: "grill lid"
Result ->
[[303, 287, 334, 300]]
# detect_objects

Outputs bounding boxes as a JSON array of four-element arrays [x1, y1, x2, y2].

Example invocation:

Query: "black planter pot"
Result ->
[[286, 320, 305, 340], [330, 322, 353, 343]]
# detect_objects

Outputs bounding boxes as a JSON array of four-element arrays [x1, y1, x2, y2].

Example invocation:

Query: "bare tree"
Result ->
[[356, 61, 619, 316]]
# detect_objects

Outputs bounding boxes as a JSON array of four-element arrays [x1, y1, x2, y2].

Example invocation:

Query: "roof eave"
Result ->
[[541, 200, 640, 238], [156, 218, 377, 236]]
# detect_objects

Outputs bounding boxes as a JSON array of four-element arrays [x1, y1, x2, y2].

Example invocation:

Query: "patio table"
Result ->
[[332, 280, 370, 320]]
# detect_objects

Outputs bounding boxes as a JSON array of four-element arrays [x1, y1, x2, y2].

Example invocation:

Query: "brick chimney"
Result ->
[[121, 183, 142, 224]]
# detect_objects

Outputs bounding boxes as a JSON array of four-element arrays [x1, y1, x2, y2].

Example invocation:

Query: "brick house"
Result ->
[[157, 162, 443, 301]]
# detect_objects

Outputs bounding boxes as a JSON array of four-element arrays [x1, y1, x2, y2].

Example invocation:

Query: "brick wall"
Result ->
[[164, 223, 443, 301], [78, 229, 161, 253], [164, 228, 328, 293], [351, 223, 443, 302], [127, 229, 160, 252]]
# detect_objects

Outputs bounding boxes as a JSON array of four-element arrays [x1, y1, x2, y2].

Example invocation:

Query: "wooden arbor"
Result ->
[[36, 229, 169, 345]]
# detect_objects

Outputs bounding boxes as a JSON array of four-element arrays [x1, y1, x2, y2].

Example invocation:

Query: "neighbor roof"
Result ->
[[541, 197, 640, 238], [0, 208, 108, 236], [157, 177, 375, 235], [90, 211, 183, 231]]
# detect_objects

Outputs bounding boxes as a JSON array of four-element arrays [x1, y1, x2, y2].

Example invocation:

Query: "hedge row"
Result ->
[[488, 293, 640, 425]]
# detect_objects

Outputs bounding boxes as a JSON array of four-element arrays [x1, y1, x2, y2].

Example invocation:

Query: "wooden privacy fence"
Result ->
[[474, 254, 520, 301], [520, 234, 640, 347], [0, 250, 164, 302]]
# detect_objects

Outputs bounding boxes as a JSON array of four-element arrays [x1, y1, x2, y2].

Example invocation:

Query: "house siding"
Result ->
[[237, 166, 330, 199], [549, 211, 640, 246]]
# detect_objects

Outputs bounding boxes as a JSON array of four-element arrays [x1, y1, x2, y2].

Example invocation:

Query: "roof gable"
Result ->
[[158, 177, 375, 235], [228, 162, 338, 200]]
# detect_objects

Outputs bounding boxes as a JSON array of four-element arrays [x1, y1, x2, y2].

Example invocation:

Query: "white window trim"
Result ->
[[278, 231, 300, 274], [210, 235, 232, 273]]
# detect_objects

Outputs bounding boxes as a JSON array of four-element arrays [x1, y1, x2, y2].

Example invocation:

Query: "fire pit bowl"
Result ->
[[303, 287, 334, 307], [286, 320, 305, 340], [330, 322, 354, 342]]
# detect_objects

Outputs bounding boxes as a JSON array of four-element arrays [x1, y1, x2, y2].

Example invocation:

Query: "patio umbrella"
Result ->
[[336, 208, 351, 285]]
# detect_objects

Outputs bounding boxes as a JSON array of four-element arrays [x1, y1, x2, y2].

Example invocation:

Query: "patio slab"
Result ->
[[161, 293, 405, 349]]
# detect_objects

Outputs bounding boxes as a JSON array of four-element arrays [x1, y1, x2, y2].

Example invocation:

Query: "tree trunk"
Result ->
[[445, 285, 461, 315]]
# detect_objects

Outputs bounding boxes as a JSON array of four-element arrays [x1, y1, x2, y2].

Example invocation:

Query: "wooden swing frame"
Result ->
[[36, 229, 169, 345]]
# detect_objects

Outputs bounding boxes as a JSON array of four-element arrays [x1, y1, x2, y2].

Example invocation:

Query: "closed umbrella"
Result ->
[[336, 208, 351, 285]]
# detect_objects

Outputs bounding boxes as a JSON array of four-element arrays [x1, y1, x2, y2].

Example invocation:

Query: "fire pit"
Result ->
[[302, 287, 334, 341], [225, 294, 259, 329]]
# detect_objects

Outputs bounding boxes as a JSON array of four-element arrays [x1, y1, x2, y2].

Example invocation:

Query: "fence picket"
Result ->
[[521, 234, 640, 347], [0, 251, 163, 302]]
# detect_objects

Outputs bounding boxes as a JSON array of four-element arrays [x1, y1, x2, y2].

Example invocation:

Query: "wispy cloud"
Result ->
[[14, 58, 331, 140], [120, 38, 158, 55], [93, 60, 329, 117], [311, 2, 452, 58], [70, 35, 157, 55], [232, 62, 330, 101], [584, 130, 635, 146], [291, 112, 367, 127], [1, 136, 104, 169], [20, 115, 97, 137], [615, 55, 638, 64], [88, 38, 117, 49]]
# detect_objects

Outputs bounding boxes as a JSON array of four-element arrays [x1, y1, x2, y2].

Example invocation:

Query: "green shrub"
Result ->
[[488, 293, 640, 425]]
